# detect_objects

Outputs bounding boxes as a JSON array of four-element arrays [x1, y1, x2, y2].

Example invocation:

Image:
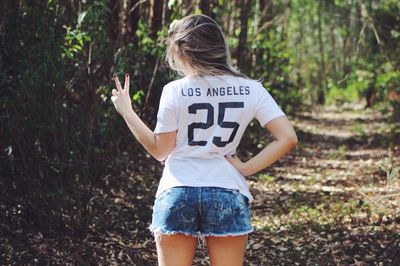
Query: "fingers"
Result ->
[[225, 154, 242, 165], [112, 89, 118, 96], [113, 74, 123, 92], [224, 154, 246, 176], [225, 155, 236, 163], [124, 73, 130, 93], [225, 157, 234, 164], [113, 73, 130, 94], [225, 155, 233, 161], [225, 153, 237, 159]]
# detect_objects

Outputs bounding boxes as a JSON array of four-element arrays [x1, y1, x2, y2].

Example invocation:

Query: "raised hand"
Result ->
[[111, 73, 133, 118]]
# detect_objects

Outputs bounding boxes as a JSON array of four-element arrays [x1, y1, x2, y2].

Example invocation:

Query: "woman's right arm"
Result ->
[[225, 116, 298, 176], [111, 74, 176, 161], [122, 110, 177, 161]]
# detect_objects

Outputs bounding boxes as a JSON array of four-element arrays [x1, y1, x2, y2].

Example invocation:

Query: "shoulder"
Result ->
[[248, 79, 272, 95], [164, 77, 187, 89], [162, 78, 187, 95], [236, 77, 266, 95], [231, 75, 263, 87]]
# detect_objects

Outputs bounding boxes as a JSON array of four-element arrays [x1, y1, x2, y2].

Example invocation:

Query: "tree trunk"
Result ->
[[297, 3, 304, 71], [162, 0, 170, 27], [182, 0, 194, 16], [108, 0, 120, 43], [237, 0, 252, 73], [145, 0, 165, 106], [126, 0, 140, 46], [342, 5, 351, 83], [107, 0, 120, 76], [317, 0, 326, 104], [255, 0, 273, 77], [328, 1, 337, 80], [199, 0, 211, 16], [149, 0, 163, 39]]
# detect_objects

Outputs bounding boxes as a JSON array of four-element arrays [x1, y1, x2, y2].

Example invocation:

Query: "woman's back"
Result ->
[[155, 74, 285, 201]]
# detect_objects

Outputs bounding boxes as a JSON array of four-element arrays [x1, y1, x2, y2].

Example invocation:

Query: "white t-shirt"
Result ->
[[154, 74, 285, 203]]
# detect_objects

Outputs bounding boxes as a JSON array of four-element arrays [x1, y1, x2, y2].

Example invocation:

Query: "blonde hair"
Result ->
[[166, 14, 247, 78]]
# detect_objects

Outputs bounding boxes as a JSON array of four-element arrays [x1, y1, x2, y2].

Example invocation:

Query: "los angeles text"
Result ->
[[181, 86, 250, 97]]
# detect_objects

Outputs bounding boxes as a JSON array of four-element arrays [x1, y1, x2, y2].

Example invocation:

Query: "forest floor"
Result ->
[[3, 103, 400, 265]]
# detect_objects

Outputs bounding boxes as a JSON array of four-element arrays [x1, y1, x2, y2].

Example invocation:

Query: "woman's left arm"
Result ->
[[226, 116, 298, 176], [111, 74, 176, 161]]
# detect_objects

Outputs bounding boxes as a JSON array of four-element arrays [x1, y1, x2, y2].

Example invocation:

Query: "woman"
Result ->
[[111, 14, 298, 266]]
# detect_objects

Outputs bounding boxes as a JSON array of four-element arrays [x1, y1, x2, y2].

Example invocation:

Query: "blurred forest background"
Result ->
[[1, 0, 399, 264]]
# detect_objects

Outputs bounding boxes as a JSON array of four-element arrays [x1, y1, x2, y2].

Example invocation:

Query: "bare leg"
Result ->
[[155, 233, 198, 266], [205, 235, 248, 266]]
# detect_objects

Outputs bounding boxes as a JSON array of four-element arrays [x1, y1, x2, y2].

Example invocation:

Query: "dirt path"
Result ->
[[191, 104, 400, 265]]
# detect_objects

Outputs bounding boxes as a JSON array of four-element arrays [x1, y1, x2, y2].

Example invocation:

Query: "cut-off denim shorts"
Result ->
[[149, 186, 253, 237]]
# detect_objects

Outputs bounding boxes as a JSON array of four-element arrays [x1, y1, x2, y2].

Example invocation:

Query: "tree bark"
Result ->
[[317, 0, 326, 104], [182, 0, 194, 16], [126, 0, 140, 46], [199, 0, 211, 16], [341, 4, 351, 83], [107, 0, 120, 76], [237, 0, 252, 73], [149, 0, 163, 39], [108, 0, 120, 43], [328, 0, 337, 80], [255, 0, 273, 76]]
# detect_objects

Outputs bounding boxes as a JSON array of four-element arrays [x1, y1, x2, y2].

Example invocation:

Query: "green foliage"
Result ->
[[254, 30, 301, 113], [377, 156, 400, 186], [375, 70, 399, 90], [136, 21, 156, 54], [328, 145, 347, 160], [350, 122, 367, 137], [259, 174, 276, 183], [326, 69, 373, 105], [62, 26, 90, 59], [304, 176, 318, 186], [132, 90, 145, 104], [326, 85, 359, 105], [376, 69, 400, 121]]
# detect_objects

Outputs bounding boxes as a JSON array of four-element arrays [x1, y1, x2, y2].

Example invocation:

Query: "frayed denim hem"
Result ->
[[148, 226, 253, 239], [150, 228, 201, 238], [200, 229, 254, 237]]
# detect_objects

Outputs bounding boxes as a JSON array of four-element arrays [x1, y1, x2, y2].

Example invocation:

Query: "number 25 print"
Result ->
[[188, 102, 244, 147]]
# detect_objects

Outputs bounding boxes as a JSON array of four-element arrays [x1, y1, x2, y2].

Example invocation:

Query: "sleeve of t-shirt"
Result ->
[[254, 84, 286, 127], [154, 84, 178, 133]]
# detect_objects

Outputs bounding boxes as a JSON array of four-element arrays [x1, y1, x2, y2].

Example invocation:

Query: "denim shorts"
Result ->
[[149, 186, 253, 237]]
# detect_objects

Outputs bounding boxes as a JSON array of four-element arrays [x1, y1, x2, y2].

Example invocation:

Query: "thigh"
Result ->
[[205, 234, 248, 266], [155, 233, 198, 266]]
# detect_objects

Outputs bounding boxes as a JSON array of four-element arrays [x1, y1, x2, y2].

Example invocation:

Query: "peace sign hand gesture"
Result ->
[[111, 73, 133, 118]]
